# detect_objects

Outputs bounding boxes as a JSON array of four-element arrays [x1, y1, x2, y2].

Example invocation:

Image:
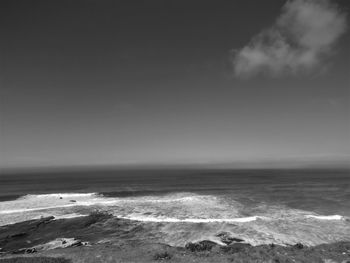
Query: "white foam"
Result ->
[[53, 213, 88, 220], [119, 215, 261, 223], [0, 194, 204, 215], [0, 204, 78, 214], [305, 215, 344, 220], [19, 193, 99, 199], [0, 192, 107, 215]]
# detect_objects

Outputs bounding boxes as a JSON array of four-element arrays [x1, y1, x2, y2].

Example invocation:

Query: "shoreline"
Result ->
[[1, 213, 350, 262]]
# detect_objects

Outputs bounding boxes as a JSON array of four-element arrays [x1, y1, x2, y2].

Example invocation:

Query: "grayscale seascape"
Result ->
[[1, 0, 349, 262]]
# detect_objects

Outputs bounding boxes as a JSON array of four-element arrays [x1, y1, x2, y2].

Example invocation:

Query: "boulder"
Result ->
[[293, 243, 304, 249]]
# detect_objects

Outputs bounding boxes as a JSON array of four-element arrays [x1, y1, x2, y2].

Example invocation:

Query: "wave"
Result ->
[[0, 192, 347, 225], [119, 215, 261, 223], [0, 193, 102, 215], [305, 215, 344, 220], [15, 192, 215, 203], [0, 192, 222, 214], [52, 213, 88, 220], [1, 189, 349, 248], [0, 204, 78, 215], [18, 193, 100, 199], [119, 214, 346, 223], [31, 213, 88, 220]]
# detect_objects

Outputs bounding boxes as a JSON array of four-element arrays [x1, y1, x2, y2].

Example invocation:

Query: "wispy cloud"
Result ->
[[232, 0, 347, 77]]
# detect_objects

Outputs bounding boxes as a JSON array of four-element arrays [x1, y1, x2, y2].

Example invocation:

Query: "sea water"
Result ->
[[0, 169, 349, 246]]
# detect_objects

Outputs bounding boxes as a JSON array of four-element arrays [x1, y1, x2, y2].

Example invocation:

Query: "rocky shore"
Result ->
[[0, 212, 349, 263]]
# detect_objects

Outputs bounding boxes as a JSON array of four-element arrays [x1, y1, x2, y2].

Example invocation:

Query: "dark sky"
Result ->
[[1, 0, 349, 169]]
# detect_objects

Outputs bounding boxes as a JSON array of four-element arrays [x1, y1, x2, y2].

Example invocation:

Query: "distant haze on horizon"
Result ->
[[1, 0, 349, 170]]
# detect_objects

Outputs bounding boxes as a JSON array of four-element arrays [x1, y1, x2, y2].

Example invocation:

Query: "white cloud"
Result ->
[[232, 0, 347, 77]]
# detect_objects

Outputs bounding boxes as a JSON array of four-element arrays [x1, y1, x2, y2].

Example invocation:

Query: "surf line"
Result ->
[[305, 215, 344, 220], [118, 215, 263, 223]]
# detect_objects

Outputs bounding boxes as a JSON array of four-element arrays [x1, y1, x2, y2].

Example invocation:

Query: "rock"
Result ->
[[9, 232, 27, 238], [216, 231, 244, 245], [185, 240, 218, 252], [25, 248, 37, 254], [71, 241, 83, 247], [59, 197, 63, 199], [293, 243, 304, 249], [34, 238, 87, 250], [12, 238, 90, 253], [230, 238, 244, 243], [12, 247, 37, 254], [36, 216, 55, 227]]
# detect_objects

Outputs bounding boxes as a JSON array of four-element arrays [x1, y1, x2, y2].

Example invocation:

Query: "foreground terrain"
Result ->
[[0, 213, 349, 263]]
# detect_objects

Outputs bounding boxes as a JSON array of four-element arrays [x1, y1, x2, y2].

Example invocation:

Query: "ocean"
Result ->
[[0, 169, 349, 246]]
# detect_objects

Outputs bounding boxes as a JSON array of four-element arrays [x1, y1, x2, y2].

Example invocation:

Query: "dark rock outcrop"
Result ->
[[12, 247, 37, 254], [0, 213, 110, 253], [216, 232, 244, 245], [8, 232, 27, 238], [185, 240, 218, 252], [293, 243, 305, 249], [36, 216, 55, 227]]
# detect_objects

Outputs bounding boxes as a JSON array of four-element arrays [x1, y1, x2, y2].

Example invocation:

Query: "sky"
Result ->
[[0, 0, 349, 170]]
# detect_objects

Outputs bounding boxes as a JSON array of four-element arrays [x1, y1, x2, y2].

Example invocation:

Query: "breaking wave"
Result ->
[[119, 215, 261, 223], [0, 191, 349, 246], [19, 193, 100, 199], [305, 215, 344, 220], [0, 192, 347, 222]]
